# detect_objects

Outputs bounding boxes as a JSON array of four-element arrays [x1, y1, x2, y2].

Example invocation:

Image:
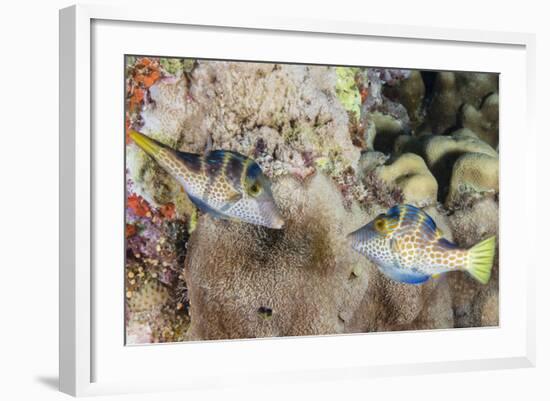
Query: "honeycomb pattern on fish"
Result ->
[[348, 204, 495, 285], [129, 130, 284, 229]]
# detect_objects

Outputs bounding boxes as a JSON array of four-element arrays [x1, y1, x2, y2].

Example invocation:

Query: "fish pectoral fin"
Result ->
[[217, 192, 241, 214], [390, 237, 399, 253], [187, 193, 227, 220], [389, 237, 406, 261], [226, 191, 242, 203]]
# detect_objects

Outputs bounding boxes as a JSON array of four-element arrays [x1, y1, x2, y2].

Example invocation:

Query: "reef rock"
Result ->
[[128, 62, 361, 212], [357, 151, 388, 175]]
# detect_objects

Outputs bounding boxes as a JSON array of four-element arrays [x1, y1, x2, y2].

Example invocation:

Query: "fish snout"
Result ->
[[128, 130, 165, 158], [260, 199, 285, 229], [270, 212, 285, 229]]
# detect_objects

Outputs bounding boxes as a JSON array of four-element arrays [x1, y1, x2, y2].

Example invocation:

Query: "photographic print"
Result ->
[[124, 56, 499, 344]]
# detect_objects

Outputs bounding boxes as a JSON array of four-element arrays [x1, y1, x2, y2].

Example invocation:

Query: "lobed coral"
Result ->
[[426, 71, 498, 135], [446, 152, 499, 208], [460, 93, 499, 148], [393, 129, 499, 205], [383, 70, 426, 130], [375, 153, 438, 206]]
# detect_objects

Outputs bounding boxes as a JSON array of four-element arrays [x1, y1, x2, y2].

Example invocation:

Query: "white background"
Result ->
[[0, 0, 548, 400], [91, 16, 528, 388]]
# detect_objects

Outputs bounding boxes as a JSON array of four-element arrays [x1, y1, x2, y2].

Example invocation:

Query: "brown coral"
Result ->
[[460, 93, 499, 148], [184, 174, 370, 339], [426, 71, 498, 135]]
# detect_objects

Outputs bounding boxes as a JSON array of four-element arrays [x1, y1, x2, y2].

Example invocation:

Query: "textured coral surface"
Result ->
[[124, 57, 499, 343]]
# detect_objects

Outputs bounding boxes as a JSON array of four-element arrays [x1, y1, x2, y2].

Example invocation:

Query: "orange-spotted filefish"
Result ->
[[129, 130, 284, 229], [348, 204, 495, 285]]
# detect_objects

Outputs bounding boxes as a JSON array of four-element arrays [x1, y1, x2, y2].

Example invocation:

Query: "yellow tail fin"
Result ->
[[466, 236, 496, 284]]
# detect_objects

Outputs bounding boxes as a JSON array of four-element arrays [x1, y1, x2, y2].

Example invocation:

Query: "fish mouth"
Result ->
[[260, 201, 285, 229], [128, 130, 164, 158], [270, 213, 285, 229]]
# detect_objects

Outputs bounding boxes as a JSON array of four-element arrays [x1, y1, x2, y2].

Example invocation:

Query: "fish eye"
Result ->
[[374, 218, 387, 232], [248, 182, 262, 197]]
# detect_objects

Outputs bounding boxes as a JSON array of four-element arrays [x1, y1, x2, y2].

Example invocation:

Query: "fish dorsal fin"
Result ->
[[174, 150, 202, 173], [204, 150, 249, 179], [187, 193, 226, 220], [207, 149, 246, 162], [388, 204, 437, 233], [420, 211, 437, 232], [386, 205, 404, 219], [204, 150, 227, 176]]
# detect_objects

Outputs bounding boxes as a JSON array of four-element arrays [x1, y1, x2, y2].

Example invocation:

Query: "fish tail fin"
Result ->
[[466, 236, 496, 284]]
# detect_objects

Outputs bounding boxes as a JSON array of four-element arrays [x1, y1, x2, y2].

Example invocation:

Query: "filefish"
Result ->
[[129, 130, 284, 229], [348, 204, 495, 285]]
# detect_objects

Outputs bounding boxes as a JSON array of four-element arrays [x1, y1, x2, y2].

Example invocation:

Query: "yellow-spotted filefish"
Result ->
[[348, 204, 495, 285], [129, 130, 284, 229]]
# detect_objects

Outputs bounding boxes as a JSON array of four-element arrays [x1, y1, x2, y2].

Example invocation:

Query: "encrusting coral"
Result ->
[[124, 58, 500, 342], [125, 184, 191, 343]]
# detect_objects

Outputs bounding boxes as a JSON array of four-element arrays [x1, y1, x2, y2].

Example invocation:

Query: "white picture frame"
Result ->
[[59, 4, 536, 397]]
